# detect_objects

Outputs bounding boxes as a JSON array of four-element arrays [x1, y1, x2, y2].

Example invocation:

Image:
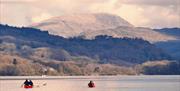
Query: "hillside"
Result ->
[[32, 13, 176, 42], [1, 24, 179, 75], [31, 13, 133, 37], [154, 28, 180, 60], [154, 28, 180, 39], [0, 24, 172, 63]]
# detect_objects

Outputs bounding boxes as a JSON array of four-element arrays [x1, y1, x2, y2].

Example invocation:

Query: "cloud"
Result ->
[[31, 13, 52, 23], [122, 0, 179, 6], [0, 0, 36, 4], [141, 6, 180, 28], [0, 0, 179, 28], [88, 0, 180, 28]]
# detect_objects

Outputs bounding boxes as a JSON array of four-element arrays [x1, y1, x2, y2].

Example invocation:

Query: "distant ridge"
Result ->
[[32, 13, 176, 42]]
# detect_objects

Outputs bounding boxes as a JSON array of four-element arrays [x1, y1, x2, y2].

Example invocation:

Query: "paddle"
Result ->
[[35, 83, 47, 88], [21, 83, 47, 88]]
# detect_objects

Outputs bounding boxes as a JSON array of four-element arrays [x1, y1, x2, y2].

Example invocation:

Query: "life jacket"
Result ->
[[28, 81, 33, 86], [88, 83, 95, 88]]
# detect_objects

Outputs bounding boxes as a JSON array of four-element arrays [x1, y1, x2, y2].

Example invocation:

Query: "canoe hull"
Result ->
[[24, 85, 33, 89]]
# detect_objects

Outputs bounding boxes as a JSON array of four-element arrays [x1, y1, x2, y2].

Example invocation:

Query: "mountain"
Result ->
[[31, 13, 180, 61], [31, 13, 133, 37], [0, 13, 179, 76], [154, 28, 180, 39], [154, 28, 180, 60], [32, 13, 176, 42], [1, 24, 178, 76], [0, 24, 171, 64]]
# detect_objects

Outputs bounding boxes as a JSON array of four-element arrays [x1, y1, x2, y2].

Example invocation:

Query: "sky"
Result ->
[[0, 0, 179, 28]]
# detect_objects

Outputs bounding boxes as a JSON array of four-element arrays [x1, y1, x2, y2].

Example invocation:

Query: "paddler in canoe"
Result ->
[[88, 81, 95, 88], [21, 79, 34, 89]]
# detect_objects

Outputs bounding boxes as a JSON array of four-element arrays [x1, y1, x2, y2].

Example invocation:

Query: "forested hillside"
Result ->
[[0, 24, 179, 75]]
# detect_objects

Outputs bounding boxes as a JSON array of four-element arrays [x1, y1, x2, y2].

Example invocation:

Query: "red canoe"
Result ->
[[88, 83, 95, 88], [24, 85, 33, 89]]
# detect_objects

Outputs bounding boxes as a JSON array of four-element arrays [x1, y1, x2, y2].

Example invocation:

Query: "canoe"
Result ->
[[24, 85, 33, 89], [88, 84, 95, 88]]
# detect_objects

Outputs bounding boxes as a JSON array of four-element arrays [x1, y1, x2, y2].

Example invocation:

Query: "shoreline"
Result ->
[[0, 75, 179, 80]]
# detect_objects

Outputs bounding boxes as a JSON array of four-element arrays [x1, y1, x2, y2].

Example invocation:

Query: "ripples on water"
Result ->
[[0, 76, 180, 91]]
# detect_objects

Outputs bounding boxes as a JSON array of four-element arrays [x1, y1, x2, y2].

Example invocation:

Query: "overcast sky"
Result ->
[[0, 0, 179, 28]]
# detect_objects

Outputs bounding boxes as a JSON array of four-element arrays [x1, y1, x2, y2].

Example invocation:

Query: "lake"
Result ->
[[0, 76, 180, 91]]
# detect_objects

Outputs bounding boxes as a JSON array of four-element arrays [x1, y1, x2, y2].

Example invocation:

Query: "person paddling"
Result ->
[[23, 79, 29, 88], [29, 80, 33, 87], [88, 81, 95, 88], [22, 79, 33, 88], [28, 80, 34, 87]]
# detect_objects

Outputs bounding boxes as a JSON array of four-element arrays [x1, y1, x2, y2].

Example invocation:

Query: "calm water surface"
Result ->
[[0, 76, 180, 91]]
